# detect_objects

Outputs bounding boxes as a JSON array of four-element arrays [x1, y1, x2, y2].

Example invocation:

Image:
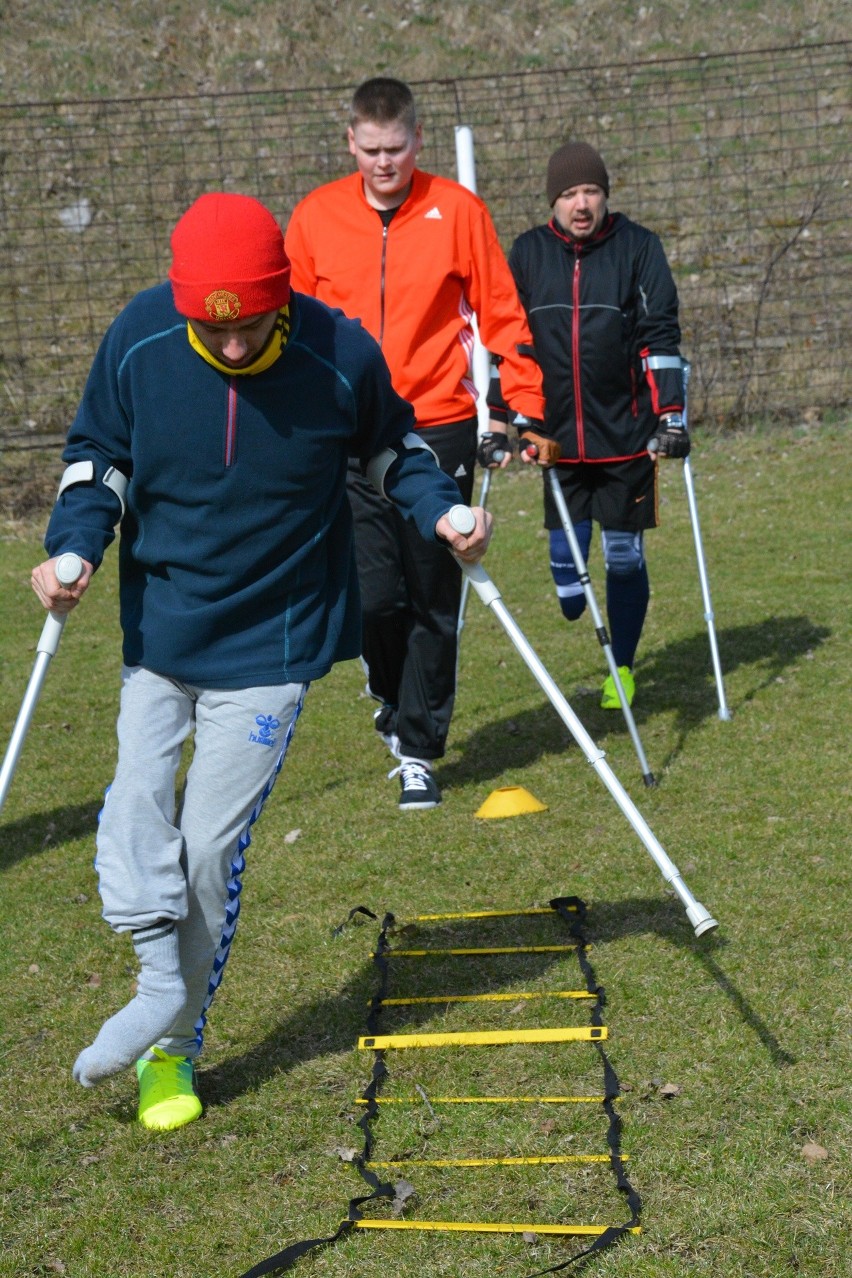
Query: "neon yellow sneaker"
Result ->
[[601, 666, 635, 710], [136, 1047, 202, 1131]]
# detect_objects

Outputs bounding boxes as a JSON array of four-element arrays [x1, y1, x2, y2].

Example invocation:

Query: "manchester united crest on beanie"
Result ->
[[169, 193, 291, 321]]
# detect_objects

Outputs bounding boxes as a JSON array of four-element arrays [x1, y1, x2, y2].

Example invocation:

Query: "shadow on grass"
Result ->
[[636, 612, 831, 772], [443, 613, 830, 789], [201, 895, 794, 1114], [0, 798, 102, 871], [1, 616, 827, 865]]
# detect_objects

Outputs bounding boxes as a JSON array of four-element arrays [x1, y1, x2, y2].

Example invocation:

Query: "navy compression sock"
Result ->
[[606, 564, 649, 670]]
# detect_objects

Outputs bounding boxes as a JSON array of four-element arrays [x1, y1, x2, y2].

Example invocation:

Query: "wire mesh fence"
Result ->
[[1, 41, 849, 450]]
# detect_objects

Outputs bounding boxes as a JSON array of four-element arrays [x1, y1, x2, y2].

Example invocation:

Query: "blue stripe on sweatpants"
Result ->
[[192, 691, 305, 1050]]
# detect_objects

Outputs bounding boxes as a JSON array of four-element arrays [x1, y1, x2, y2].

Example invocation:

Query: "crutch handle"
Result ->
[[447, 504, 477, 536], [37, 553, 85, 657], [56, 552, 84, 587], [519, 443, 558, 470]]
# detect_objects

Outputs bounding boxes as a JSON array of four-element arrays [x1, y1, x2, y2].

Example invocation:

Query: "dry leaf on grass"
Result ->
[[391, 1179, 415, 1216]]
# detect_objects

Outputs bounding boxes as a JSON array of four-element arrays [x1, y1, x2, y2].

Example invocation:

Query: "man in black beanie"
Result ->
[[510, 140, 688, 710]]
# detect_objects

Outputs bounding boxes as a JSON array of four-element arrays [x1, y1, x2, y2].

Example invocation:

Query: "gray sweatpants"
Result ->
[[95, 665, 306, 1059]]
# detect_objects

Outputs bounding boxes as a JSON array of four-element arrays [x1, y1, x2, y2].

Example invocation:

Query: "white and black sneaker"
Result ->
[[389, 760, 442, 811]]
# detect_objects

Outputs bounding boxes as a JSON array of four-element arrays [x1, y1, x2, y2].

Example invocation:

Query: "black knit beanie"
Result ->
[[546, 142, 610, 205]]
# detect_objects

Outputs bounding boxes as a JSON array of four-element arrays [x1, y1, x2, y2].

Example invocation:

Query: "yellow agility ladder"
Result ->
[[237, 897, 641, 1277]]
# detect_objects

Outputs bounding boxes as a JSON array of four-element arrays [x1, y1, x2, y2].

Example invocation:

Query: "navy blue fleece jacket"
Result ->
[[45, 284, 462, 687]]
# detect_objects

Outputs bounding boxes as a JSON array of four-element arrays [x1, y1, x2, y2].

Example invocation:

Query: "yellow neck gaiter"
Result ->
[[186, 305, 291, 376]]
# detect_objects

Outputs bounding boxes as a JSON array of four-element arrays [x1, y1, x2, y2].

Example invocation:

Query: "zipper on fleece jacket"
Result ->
[[224, 377, 238, 467], [378, 222, 389, 345], [571, 251, 586, 459]]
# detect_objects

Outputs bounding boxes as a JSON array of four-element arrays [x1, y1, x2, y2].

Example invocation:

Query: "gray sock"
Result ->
[[73, 923, 186, 1087]]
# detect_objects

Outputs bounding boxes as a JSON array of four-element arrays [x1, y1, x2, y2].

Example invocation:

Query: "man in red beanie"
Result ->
[[509, 141, 689, 710], [29, 191, 491, 1131], [286, 77, 545, 811]]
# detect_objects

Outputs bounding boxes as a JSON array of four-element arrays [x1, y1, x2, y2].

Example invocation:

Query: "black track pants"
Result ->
[[347, 418, 477, 762]]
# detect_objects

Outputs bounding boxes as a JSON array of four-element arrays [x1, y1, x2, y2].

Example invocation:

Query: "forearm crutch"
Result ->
[[447, 506, 718, 937], [0, 552, 84, 814], [645, 355, 731, 720], [681, 362, 731, 721], [545, 466, 656, 787]]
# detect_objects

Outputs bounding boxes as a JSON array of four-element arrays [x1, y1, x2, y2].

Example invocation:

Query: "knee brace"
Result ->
[[601, 528, 645, 577], [549, 525, 590, 621]]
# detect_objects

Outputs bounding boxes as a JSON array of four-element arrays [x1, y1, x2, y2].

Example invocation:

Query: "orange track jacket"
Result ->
[[285, 169, 544, 430]]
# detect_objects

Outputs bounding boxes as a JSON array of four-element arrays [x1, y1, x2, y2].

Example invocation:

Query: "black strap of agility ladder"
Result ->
[[235, 1220, 354, 1278], [235, 1170, 397, 1278], [519, 899, 642, 1276], [236, 902, 641, 1276]]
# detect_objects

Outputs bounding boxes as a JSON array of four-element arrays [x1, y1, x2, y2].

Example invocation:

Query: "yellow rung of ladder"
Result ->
[[412, 906, 576, 921], [367, 1153, 618, 1168], [374, 944, 581, 957], [351, 1219, 641, 1237], [376, 990, 594, 1005], [359, 1026, 607, 1050]]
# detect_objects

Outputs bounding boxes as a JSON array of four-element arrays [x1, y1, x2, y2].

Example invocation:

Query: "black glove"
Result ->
[[477, 431, 511, 468], [648, 412, 690, 458]]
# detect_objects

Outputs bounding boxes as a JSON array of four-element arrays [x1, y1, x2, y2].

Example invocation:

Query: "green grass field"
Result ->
[[1, 424, 849, 1277]]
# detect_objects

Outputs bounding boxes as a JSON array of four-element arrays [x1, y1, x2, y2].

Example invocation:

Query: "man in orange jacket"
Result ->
[[286, 77, 545, 810]]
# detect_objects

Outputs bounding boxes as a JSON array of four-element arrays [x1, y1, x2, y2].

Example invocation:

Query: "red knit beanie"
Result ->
[[169, 192, 291, 321]]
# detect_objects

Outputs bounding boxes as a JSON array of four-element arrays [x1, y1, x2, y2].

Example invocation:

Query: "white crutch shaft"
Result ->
[[458, 556, 718, 937], [0, 553, 84, 813], [456, 480, 489, 641], [682, 457, 731, 720], [681, 364, 731, 721], [546, 469, 656, 787]]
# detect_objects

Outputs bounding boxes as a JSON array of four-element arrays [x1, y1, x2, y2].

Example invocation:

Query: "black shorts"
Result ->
[[543, 457, 659, 532]]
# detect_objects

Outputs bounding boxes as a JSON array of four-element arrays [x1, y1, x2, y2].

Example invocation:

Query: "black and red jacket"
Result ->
[[508, 212, 684, 462]]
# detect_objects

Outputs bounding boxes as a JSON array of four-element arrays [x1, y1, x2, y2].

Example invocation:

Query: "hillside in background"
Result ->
[[1, 0, 843, 103]]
